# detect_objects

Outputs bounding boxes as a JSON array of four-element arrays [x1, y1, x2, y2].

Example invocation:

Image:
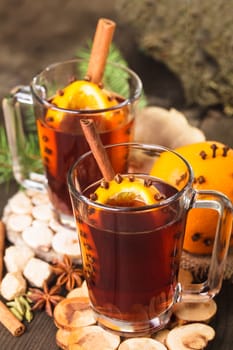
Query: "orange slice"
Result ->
[[45, 80, 126, 130], [93, 176, 162, 207], [53, 81, 117, 110]]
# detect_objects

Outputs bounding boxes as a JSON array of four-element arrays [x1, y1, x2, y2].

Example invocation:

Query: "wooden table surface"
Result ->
[[0, 282, 232, 350], [0, 182, 233, 350]]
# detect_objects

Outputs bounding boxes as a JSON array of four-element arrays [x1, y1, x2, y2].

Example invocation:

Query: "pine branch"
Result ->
[[0, 125, 42, 185], [0, 126, 13, 184]]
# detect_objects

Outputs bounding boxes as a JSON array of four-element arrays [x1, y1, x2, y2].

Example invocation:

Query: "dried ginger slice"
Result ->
[[67, 281, 89, 299], [68, 325, 120, 350], [166, 323, 215, 350], [56, 328, 71, 349], [173, 299, 217, 324], [53, 297, 96, 331], [118, 337, 167, 350]]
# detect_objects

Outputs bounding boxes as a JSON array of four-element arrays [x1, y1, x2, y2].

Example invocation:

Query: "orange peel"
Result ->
[[94, 176, 162, 207], [151, 141, 233, 254]]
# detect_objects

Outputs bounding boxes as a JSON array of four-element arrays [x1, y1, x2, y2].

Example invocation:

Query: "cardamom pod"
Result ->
[[7, 295, 34, 322], [14, 297, 25, 316], [10, 307, 23, 321], [25, 308, 33, 322]]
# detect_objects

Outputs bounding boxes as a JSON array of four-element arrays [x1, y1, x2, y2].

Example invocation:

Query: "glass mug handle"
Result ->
[[181, 189, 233, 302], [2, 85, 46, 191]]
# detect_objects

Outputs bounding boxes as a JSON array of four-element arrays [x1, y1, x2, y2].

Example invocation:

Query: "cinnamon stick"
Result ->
[[0, 300, 26, 336], [0, 221, 5, 282], [80, 119, 115, 181], [86, 18, 116, 84]]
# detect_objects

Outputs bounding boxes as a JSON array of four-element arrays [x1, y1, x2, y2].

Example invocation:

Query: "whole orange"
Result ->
[[151, 141, 233, 255]]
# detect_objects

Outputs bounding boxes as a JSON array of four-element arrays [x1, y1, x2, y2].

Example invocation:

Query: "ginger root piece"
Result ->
[[134, 107, 205, 149], [53, 297, 96, 331], [22, 222, 53, 252], [52, 230, 81, 259], [23, 257, 52, 288], [173, 299, 217, 324], [68, 325, 120, 350], [8, 191, 33, 215], [166, 323, 215, 350], [4, 245, 35, 273], [56, 328, 71, 349], [0, 271, 27, 301], [119, 337, 167, 350]]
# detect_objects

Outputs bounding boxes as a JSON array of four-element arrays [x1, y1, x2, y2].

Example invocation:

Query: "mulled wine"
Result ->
[[37, 112, 133, 216], [74, 177, 186, 323]]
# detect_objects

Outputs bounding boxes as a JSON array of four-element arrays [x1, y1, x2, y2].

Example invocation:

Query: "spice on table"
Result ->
[[6, 296, 33, 322], [0, 300, 26, 336], [53, 296, 96, 331], [28, 281, 64, 317], [1, 271, 27, 301], [0, 220, 6, 282], [165, 323, 215, 350], [52, 255, 83, 291]]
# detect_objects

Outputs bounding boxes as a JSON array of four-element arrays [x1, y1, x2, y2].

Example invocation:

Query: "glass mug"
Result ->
[[68, 142, 233, 336], [2, 59, 142, 226]]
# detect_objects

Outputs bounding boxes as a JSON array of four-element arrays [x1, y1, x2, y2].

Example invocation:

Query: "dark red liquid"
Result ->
[[75, 178, 186, 322], [37, 111, 133, 216]]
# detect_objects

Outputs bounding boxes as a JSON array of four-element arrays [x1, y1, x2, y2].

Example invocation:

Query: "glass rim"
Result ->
[[30, 58, 143, 114], [67, 142, 194, 212]]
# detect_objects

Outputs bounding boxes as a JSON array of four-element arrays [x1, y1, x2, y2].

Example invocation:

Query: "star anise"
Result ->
[[28, 282, 64, 317], [52, 255, 83, 291]]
